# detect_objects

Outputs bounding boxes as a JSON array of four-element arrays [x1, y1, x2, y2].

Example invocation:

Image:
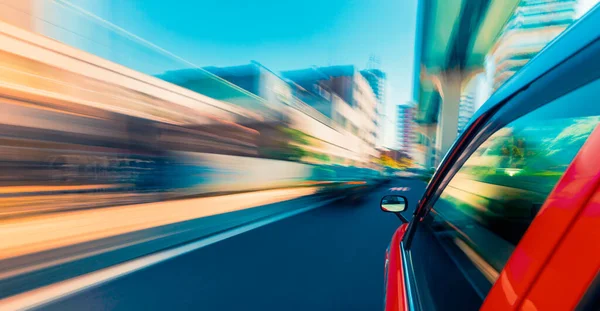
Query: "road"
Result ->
[[10, 178, 426, 311]]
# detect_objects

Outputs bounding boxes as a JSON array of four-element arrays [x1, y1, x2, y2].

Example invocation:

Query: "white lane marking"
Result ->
[[0, 230, 185, 280], [0, 198, 337, 311], [0, 187, 318, 260], [389, 187, 411, 192]]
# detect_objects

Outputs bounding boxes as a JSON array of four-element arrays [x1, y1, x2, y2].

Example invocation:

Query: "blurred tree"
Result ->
[[398, 157, 414, 168], [281, 127, 310, 145], [379, 153, 413, 169], [258, 126, 311, 162]]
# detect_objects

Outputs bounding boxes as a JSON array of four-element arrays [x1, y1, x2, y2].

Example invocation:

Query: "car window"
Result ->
[[407, 78, 600, 311], [432, 80, 600, 290]]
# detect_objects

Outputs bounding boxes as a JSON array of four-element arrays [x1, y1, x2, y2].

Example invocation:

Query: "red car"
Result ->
[[381, 7, 600, 311]]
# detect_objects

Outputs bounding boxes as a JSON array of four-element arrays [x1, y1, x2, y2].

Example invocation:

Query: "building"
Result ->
[[360, 69, 387, 146], [457, 93, 475, 135], [360, 69, 386, 108], [162, 63, 378, 165], [157, 64, 283, 123], [201, 62, 293, 121], [488, 0, 579, 91], [282, 66, 379, 155], [396, 105, 416, 152]]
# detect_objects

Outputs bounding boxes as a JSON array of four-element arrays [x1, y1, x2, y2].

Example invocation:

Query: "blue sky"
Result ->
[[69, 0, 418, 147]]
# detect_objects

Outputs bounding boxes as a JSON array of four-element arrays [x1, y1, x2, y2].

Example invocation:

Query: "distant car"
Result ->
[[380, 11, 600, 311]]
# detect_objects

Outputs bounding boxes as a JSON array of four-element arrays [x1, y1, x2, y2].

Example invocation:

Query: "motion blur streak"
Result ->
[[0, 0, 387, 303], [0, 187, 316, 262], [0, 197, 337, 311]]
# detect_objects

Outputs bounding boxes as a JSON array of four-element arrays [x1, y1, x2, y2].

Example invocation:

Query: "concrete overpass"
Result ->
[[413, 0, 521, 167]]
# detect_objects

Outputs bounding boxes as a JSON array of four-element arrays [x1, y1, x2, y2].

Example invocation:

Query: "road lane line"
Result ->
[[0, 197, 337, 311], [0, 230, 182, 281]]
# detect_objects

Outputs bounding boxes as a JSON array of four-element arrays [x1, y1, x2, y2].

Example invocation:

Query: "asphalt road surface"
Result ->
[[38, 177, 426, 311]]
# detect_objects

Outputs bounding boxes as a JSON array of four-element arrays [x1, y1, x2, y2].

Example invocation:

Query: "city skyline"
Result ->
[[58, 0, 418, 149]]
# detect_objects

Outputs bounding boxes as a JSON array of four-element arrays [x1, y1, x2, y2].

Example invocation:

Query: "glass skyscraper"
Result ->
[[488, 0, 579, 91], [457, 93, 475, 135], [396, 105, 415, 151], [361, 69, 386, 146]]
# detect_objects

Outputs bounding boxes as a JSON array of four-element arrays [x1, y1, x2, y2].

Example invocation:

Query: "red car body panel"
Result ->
[[522, 189, 600, 310], [482, 125, 600, 310], [385, 129, 600, 311], [384, 5, 600, 311], [384, 223, 408, 311], [386, 117, 600, 311]]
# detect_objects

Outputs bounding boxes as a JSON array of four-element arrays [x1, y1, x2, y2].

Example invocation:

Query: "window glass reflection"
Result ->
[[430, 83, 600, 286]]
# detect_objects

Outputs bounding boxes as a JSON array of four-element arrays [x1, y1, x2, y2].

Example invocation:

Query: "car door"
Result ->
[[398, 24, 600, 311]]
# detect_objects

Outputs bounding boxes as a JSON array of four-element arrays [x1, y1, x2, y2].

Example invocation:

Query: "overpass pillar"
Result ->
[[433, 70, 463, 164]]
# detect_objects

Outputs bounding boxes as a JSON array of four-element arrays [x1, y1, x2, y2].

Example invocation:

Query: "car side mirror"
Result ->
[[380, 195, 409, 223]]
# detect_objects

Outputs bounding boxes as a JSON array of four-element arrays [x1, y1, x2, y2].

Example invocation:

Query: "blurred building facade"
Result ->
[[488, 0, 580, 91], [0, 1, 35, 32], [202, 62, 295, 121], [457, 94, 475, 135], [161, 63, 379, 166], [0, 1, 390, 222], [1, 0, 382, 167], [360, 69, 387, 147], [283, 66, 379, 156], [396, 105, 416, 153], [0, 0, 381, 168]]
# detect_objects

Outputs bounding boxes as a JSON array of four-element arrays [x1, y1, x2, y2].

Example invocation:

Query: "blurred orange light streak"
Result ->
[[0, 187, 317, 262]]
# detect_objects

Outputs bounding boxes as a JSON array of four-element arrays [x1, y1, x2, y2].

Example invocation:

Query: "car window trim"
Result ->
[[401, 242, 423, 311]]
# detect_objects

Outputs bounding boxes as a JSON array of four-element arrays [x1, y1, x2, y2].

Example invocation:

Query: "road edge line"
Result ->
[[0, 197, 338, 310]]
